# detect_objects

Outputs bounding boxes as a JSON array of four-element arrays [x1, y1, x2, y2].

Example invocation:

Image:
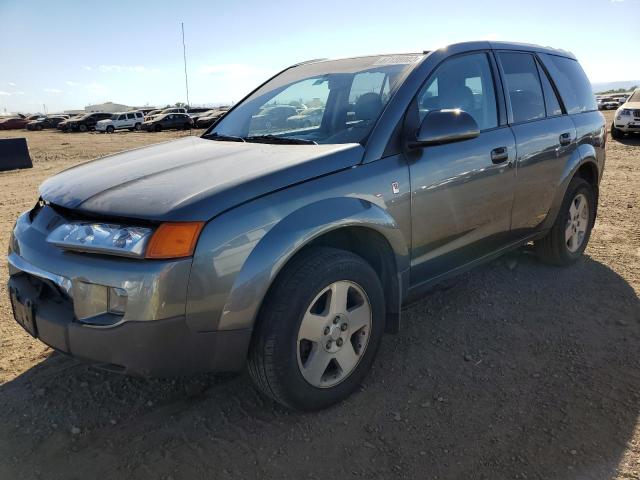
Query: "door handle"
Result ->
[[559, 132, 572, 146], [491, 146, 509, 164]]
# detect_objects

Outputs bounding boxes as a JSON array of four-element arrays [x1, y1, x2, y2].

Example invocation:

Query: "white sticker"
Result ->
[[373, 55, 423, 66]]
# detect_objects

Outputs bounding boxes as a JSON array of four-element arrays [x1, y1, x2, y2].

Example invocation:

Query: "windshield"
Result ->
[[110, 114, 119, 120], [207, 54, 424, 145]]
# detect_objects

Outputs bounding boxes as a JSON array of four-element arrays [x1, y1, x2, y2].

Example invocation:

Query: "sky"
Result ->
[[0, 0, 638, 114]]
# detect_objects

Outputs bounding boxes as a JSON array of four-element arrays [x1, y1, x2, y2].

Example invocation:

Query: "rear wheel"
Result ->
[[248, 247, 385, 411], [154, 124, 162, 132], [134, 123, 141, 131], [183, 122, 191, 130], [78, 124, 88, 132], [611, 123, 623, 140], [534, 177, 595, 266]]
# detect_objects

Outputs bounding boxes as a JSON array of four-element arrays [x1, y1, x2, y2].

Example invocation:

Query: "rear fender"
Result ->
[[540, 144, 598, 230]]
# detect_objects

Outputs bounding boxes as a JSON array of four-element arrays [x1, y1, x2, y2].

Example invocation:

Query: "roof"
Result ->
[[295, 41, 576, 67]]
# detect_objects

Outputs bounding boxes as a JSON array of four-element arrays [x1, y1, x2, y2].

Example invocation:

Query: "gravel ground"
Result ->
[[0, 114, 638, 480]]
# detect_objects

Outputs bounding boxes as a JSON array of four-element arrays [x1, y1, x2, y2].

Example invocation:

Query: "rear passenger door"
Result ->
[[496, 51, 577, 234]]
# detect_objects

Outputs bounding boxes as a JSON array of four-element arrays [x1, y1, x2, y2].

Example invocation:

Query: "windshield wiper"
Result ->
[[245, 135, 317, 145], [203, 132, 245, 142]]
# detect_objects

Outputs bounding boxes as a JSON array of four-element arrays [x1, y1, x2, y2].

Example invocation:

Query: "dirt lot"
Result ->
[[0, 114, 638, 480]]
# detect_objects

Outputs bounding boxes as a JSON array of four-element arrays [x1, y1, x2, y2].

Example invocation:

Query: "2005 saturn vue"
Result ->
[[8, 41, 605, 411]]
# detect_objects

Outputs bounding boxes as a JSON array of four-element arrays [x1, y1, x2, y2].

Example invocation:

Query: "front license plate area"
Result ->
[[9, 285, 38, 337]]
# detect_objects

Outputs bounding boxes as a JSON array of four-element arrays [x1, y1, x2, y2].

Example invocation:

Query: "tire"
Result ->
[[183, 123, 191, 130], [248, 247, 385, 411], [154, 124, 162, 132], [134, 123, 141, 131], [611, 123, 623, 140], [78, 124, 88, 132], [534, 177, 596, 266], [106, 125, 115, 134]]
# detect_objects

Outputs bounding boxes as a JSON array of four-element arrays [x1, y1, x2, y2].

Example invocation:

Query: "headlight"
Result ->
[[620, 109, 632, 116], [47, 222, 153, 258], [47, 221, 204, 259]]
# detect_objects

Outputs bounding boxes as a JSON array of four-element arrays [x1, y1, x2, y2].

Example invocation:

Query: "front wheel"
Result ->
[[534, 177, 596, 266], [154, 124, 162, 132], [611, 123, 624, 140], [78, 124, 88, 132], [106, 125, 115, 134], [248, 247, 385, 411]]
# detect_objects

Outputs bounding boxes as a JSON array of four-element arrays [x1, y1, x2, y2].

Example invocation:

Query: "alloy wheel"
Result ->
[[565, 193, 589, 253], [296, 280, 371, 388]]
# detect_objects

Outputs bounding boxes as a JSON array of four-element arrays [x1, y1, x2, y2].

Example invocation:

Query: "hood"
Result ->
[[40, 136, 363, 222], [621, 101, 640, 109], [97, 119, 113, 124]]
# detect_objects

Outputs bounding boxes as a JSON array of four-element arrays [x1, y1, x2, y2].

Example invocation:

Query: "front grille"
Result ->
[[634, 110, 640, 118]]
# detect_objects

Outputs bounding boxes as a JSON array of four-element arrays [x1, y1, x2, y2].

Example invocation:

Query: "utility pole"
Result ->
[[181, 22, 190, 108]]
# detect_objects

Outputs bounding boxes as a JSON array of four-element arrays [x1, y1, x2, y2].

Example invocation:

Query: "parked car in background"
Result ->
[[194, 107, 229, 128], [25, 114, 41, 121], [187, 107, 210, 117], [286, 107, 325, 129], [144, 109, 163, 121], [26, 116, 67, 130], [133, 108, 157, 116], [141, 112, 193, 131], [59, 112, 112, 132], [250, 105, 298, 132], [611, 88, 640, 139], [598, 97, 619, 110], [96, 111, 145, 133], [0, 116, 30, 130]]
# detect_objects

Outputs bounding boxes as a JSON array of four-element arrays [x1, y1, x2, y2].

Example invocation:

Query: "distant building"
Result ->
[[84, 101, 130, 113]]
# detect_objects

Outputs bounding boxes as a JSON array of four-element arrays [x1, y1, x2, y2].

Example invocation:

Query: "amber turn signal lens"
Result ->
[[145, 222, 204, 259]]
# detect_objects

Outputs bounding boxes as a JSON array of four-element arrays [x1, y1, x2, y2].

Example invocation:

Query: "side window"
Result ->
[[536, 61, 563, 116], [538, 54, 597, 114], [126, 113, 135, 119], [119, 114, 127, 120], [136, 112, 143, 118], [348, 71, 388, 123], [416, 52, 498, 131], [498, 52, 545, 123]]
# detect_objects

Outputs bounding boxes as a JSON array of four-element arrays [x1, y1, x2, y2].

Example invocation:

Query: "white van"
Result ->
[[96, 111, 144, 133]]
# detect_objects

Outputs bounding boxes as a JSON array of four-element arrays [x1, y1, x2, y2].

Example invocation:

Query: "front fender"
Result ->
[[217, 197, 409, 331]]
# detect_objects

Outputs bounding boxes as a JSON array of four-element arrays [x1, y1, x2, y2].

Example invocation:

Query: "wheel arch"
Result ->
[[217, 197, 410, 334], [540, 149, 600, 231]]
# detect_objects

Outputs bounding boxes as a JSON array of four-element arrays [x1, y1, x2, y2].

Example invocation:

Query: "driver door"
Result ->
[[406, 51, 517, 286]]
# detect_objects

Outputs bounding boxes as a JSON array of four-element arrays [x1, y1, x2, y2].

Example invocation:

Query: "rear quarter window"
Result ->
[[539, 54, 597, 114]]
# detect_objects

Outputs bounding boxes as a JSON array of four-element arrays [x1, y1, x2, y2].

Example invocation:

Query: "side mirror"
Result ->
[[411, 109, 480, 147]]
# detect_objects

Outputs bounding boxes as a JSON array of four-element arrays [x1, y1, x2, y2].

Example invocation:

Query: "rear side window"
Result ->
[[538, 54, 597, 114], [536, 61, 563, 116], [127, 113, 135, 119], [498, 52, 545, 124]]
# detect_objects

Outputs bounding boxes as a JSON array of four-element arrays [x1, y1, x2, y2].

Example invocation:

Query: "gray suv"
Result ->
[[8, 41, 605, 411]]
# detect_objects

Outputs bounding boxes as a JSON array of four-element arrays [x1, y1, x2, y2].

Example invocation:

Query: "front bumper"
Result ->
[[7, 206, 251, 375], [9, 270, 249, 375]]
